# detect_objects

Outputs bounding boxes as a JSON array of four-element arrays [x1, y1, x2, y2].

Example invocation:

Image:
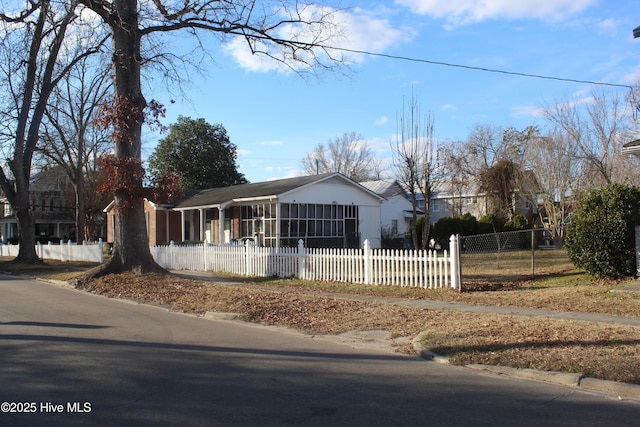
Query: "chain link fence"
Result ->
[[459, 229, 573, 287]]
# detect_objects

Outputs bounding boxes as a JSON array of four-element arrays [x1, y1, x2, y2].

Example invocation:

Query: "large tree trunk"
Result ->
[[14, 196, 40, 264], [88, 0, 163, 277], [7, 152, 40, 263]]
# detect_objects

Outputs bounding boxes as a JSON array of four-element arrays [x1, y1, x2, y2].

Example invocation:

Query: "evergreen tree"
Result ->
[[149, 116, 247, 189]]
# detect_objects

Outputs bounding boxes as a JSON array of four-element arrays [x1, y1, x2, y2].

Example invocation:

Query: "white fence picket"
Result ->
[[151, 236, 461, 290]]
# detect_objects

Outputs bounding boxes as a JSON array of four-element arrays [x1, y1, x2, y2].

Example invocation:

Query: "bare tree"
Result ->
[[68, 0, 348, 277], [439, 141, 473, 217], [464, 124, 527, 171], [0, 2, 106, 262], [543, 88, 637, 188], [38, 54, 113, 242], [301, 132, 379, 181], [391, 94, 438, 249], [522, 130, 579, 239]]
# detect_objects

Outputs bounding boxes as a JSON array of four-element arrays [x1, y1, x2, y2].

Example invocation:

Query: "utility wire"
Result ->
[[325, 46, 635, 91]]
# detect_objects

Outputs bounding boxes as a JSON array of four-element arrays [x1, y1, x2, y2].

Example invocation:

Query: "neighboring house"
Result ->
[[104, 198, 186, 247], [359, 179, 415, 246], [427, 179, 489, 225], [105, 173, 383, 249], [0, 167, 76, 243], [623, 139, 640, 157], [412, 174, 539, 226]]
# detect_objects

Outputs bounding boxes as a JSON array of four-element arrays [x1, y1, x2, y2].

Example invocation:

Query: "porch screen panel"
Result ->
[[279, 203, 356, 248]]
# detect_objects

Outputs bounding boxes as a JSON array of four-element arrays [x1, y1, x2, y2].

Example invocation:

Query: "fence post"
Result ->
[[297, 239, 305, 279], [363, 239, 371, 285], [203, 242, 208, 272], [531, 228, 535, 279], [99, 238, 104, 264], [170, 241, 175, 270], [245, 239, 253, 276], [449, 234, 461, 291]]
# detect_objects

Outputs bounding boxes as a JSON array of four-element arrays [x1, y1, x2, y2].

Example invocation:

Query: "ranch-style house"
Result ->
[[105, 173, 383, 249]]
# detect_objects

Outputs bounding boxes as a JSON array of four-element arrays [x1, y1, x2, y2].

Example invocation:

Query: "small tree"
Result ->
[[38, 54, 112, 242], [478, 158, 517, 218], [565, 184, 640, 278], [391, 94, 439, 250], [148, 116, 246, 189], [301, 132, 380, 181]]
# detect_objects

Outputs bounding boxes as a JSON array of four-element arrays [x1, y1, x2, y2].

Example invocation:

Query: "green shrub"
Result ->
[[479, 214, 506, 234], [504, 214, 531, 230], [459, 213, 480, 235], [432, 214, 480, 246], [565, 183, 640, 279]]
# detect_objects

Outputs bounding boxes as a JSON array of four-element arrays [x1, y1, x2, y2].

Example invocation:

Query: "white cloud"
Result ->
[[597, 18, 617, 32], [340, 9, 413, 56], [237, 149, 252, 158], [266, 168, 305, 181], [374, 115, 389, 126], [223, 6, 412, 73], [394, 0, 598, 27], [511, 104, 543, 118], [442, 103, 456, 110]]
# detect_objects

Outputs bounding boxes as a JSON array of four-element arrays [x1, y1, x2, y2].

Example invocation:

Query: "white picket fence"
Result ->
[[151, 236, 461, 290], [0, 240, 104, 263]]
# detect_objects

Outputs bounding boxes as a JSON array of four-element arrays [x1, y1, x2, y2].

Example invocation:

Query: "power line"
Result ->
[[326, 46, 635, 91]]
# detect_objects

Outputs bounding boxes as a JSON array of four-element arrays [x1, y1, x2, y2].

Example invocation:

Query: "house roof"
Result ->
[[173, 172, 381, 210], [623, 139, 640, 156], [359, 179, 407, 199]]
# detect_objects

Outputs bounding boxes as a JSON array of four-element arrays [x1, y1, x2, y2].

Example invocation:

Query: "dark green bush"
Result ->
[[565, 183, 640, 279], [479, 214, 506, 234], [504, 214, 532, 230], [432, 214, 480, 246]]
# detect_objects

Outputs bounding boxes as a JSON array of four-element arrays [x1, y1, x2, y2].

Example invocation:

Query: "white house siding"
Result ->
[[381, 194, 413, 238], [358, 205, 381, 248], [429, 195, 488, 225], [280, 176, 376, 205]]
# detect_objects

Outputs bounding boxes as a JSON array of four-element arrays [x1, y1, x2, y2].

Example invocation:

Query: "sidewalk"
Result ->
[[172, 270, 640, 327]]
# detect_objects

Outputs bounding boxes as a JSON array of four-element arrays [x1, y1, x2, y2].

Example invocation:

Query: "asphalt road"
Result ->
[[1, 275, 639, 426]]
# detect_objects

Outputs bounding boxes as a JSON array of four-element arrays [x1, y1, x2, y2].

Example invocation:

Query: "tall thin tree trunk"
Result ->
[[75, 177, 86, 242]]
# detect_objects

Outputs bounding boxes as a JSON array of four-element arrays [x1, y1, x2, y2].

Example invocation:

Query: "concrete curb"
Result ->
[[465, 364, 582, 387], [412, 331, 449, 364], [412, 331, 640, 401], [579, 377, 640, 400]]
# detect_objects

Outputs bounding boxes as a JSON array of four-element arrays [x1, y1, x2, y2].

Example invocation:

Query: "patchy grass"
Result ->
[[210, 269, 640, 318], [2, 257, 640, 385], [425, 314, 640, 385]]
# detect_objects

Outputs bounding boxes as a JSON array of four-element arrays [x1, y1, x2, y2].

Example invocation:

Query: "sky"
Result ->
[[142, 0, 640, 184]]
